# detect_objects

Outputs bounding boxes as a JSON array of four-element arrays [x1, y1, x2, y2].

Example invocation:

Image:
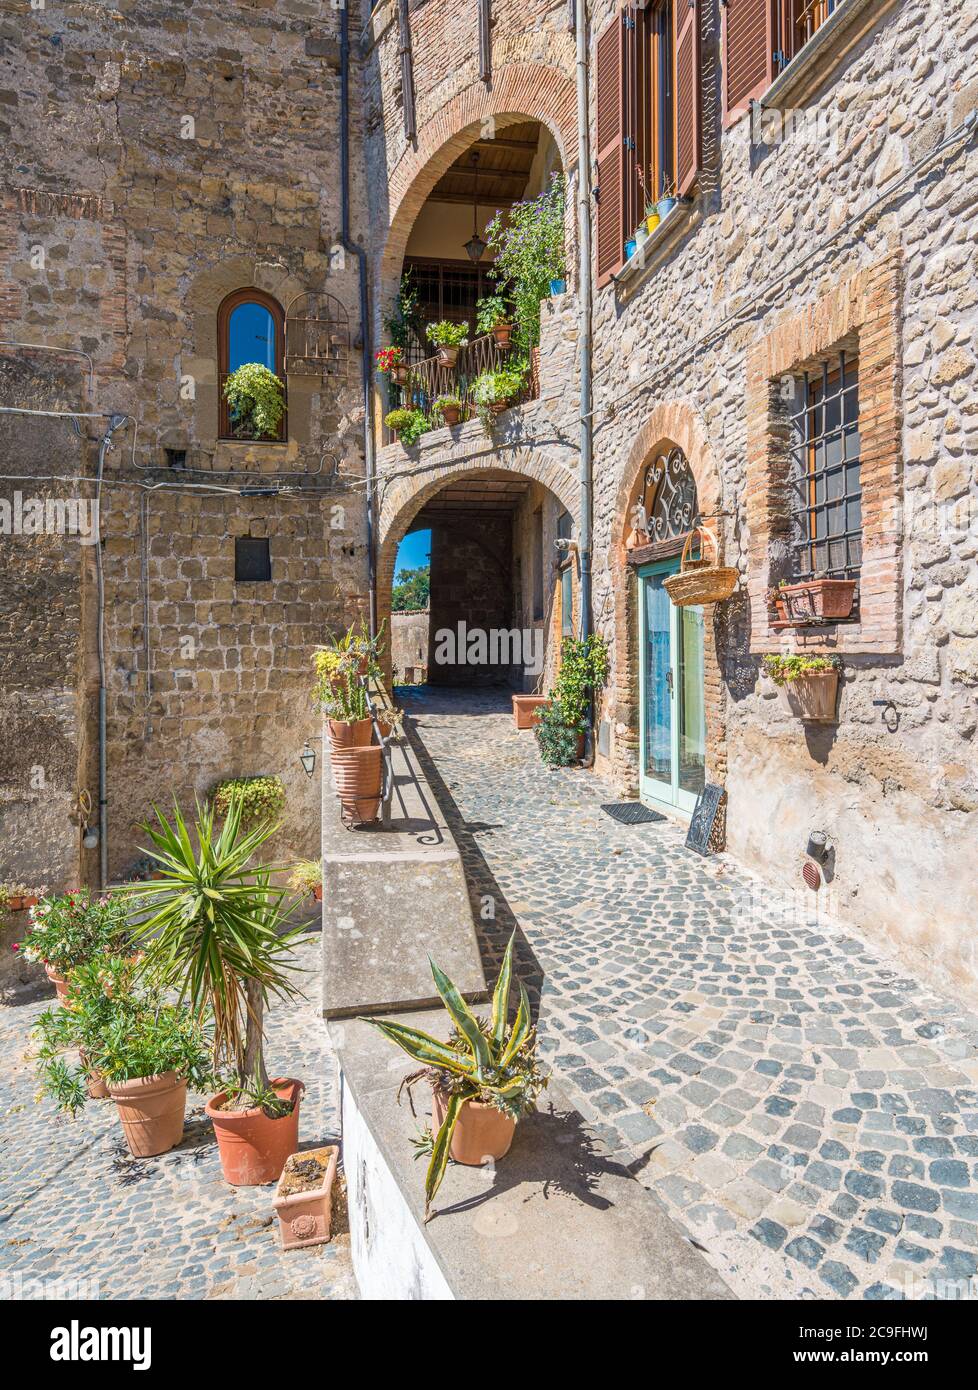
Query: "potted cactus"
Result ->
[[361, 932, 548, 1219]]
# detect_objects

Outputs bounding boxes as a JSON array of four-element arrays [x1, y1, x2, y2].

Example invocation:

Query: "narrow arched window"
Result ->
[[217, 288, 286, 440]]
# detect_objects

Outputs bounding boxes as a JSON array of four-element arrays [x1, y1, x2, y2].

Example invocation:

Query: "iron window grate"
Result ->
[[788, 349, 862, 587]]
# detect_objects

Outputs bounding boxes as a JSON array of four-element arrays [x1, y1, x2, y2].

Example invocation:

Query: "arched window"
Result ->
[[217, 289, 286, 440]]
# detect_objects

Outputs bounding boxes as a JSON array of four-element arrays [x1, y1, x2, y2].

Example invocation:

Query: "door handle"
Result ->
[[666, 668, 674, 696]]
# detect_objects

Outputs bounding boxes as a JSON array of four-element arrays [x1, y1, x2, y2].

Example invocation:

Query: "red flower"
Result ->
[[11, 943, 18, 952]]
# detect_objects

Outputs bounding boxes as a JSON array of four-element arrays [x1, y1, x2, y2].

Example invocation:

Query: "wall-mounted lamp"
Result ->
[[299, 742, 317, 777], [82, 824, 99, 850]]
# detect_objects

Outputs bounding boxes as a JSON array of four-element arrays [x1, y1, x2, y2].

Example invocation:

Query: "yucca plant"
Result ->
[[361, 933, 547, 1217], [116, 796, 305, 1105]]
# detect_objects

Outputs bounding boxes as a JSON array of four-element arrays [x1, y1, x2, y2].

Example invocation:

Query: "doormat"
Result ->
[[600, 802, 667, 825]]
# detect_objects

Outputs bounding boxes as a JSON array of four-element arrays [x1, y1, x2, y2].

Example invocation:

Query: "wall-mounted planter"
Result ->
[[782, 669, 840, 723], [435, 345, 459, 369], [780, 578, 856, 624], [512, 694, 549, 730], [273, 1145, 339, 1250], [491, 321, 512, 349]]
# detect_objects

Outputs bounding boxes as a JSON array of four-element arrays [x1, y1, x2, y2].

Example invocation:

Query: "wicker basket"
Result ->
[[663, 528, 738, 606]]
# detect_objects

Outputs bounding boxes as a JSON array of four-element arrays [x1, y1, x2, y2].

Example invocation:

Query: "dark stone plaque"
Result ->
[[685, 783, 726, 857]]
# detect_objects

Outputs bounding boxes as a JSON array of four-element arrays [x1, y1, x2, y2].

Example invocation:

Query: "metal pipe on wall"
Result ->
[[340, 0, 378, 638], [575, 0, 593, 644]]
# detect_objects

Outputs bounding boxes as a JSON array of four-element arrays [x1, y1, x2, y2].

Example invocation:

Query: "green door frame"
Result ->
[[637, 558, 705, 815]]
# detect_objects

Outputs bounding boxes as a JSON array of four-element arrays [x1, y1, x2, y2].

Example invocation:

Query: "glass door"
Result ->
[[638, 560, 706, 814]]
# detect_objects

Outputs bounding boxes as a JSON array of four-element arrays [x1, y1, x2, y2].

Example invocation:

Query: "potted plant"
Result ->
[[624, 236, 637, 261], [472, 362, 528, 433], [313, 620, 387, 747], [361, 932, 548, 1220], [534, 635, 609, 768], [779, 574, 857, 624], [384, 407, 428, 447], [288, 859, 323, 903], [657, 178, 678, 220], [118, 797, 306, 1185], [475, 293, 512, 349], [31, 956, 212, 1155], [512, 693, 550, 730], [432, 394, 464, 428], [637, 162, 660, 235], [425, 320, 469, 368], [3, 882, 47, 913], [14, 889, 130, 1001], [764, 654, 842, 723], [375, 344, 409, 386], [273, 1145, 339, 1249], [767, 585, 789, 624], [222, 362, 286, 441], [213, 775, 286, 826]]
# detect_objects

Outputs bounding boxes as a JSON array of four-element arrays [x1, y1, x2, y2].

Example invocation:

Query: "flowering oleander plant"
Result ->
[[14, 890, 130, 975], [31, 956, 212, 1115]]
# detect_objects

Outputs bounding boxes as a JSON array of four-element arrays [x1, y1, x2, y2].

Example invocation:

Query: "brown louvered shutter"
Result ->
[[722, 0, 773, 127], [674, 0, 701, 198], [595, 11, 626, 288]]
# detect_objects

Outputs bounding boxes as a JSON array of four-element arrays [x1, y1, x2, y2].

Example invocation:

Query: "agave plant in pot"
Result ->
[[118, 797, 306, 1185], [361, 932, 548, 1220], [31, 956, 212, 1154]]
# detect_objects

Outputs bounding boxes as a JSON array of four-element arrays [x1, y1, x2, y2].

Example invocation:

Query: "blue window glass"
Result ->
[[228, 301, 276, 373]]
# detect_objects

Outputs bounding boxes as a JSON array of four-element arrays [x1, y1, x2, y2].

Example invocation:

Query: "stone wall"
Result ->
[[588, 0, 978, 995], [390, 609, 430, 681], [0, 1, 371, 886]]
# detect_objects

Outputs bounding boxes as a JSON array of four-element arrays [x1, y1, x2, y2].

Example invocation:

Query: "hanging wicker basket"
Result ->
[[663, 527, 738, 607]]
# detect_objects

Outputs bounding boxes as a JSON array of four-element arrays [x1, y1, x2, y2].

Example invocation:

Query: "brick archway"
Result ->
[[378, 449, 579, 679], [377, 62, 579, 338], [607, 402, 728, 795]]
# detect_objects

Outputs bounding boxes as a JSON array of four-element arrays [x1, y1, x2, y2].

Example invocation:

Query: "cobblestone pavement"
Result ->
[[401, 686, 978, 1302], [0, 935, 356, 1301]]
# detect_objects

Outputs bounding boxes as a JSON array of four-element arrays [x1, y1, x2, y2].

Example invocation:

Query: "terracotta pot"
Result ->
[[432, 1088, 516, 1166], [440, 404, 461, 427], [206, 1078, 303, 1186], [491, 322, 512, 349], [108, 1071, 187, 1157], [21, 896, 38, 909], [312, 884, 323, 903], [331, 745, 383, 825], [783, 670, 840, 724], [780, 578, 856, 623], [80, 1053, 110, 1100], [392, 365, 409, 386], [327, 716, 373, 750], [512, 694, 549, 730], [489, 398, 511, 416], [8, 896, 24, 912], [273, 1144, 339, 1249], [770, 595, 789, 624], [626, 527, 651, 551], [435, 345, 459, 369], [44, 963, 69, 1002]]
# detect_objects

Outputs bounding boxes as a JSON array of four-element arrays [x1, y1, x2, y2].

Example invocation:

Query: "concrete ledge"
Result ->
[[760, 0, 901, 111], [335, 1010, 735, 1301], [321, 717, 487, 1018]]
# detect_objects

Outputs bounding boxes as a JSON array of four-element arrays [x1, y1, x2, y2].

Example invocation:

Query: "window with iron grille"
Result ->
[[788, 350, 862, 585]]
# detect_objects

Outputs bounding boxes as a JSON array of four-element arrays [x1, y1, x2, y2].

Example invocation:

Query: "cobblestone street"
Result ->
[[0, 935, 356, 1301], [402, 687, 978, 1302]]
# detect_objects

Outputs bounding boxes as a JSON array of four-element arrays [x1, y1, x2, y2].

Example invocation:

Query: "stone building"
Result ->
[[2, 1, 977, 1001]]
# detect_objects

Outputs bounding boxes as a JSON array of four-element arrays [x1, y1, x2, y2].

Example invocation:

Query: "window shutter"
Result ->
[[722, 0, 773, 127], [595, 11, 626, 287], [674, 0, 701, 198]]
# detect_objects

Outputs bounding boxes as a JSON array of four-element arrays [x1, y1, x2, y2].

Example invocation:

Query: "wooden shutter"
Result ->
[[595, 11, 626, 287], [674, 0, 701, 197], [722, 0, 773, 127]]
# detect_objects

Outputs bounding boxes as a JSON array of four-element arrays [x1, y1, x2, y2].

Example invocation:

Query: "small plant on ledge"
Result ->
[[475, 293, 512, 348], [763, 654, 841, 685], [384, 407, 429, 447], [763, 654, 842, 724], [213, 775, 286, 826], [288, 859, 323, 902], [432, 394, 464, 427], [223, 362, 286, 440], [360, 932, 548, 1219], [425, 320, 469, 368], [374, 345, 408, 384]]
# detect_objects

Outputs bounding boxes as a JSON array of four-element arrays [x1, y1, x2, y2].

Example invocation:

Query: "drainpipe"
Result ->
[[575, 0, 595, 762], [94, 414, 129, 889], [340, 2, 377, 637]]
